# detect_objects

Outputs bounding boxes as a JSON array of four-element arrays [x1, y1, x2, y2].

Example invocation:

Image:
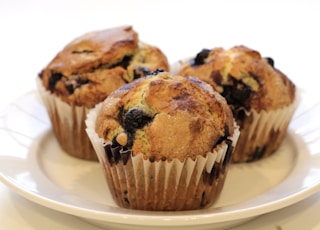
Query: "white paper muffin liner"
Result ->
[[86, 103, 240, 211], [36, 78, 98, 161], [232, 96, 299, 163]]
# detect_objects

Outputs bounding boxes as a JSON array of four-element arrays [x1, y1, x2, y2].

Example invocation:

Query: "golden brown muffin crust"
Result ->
[[178, 45, 296, 113], [95, 72, 234, 162], [44, 25, 138, 76], [39, 26, 169, 108]]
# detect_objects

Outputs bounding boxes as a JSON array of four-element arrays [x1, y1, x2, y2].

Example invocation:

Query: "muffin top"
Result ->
[[38, 25, 169, 108], [178, 45, 296, 116], [95, 71, 235, 162]]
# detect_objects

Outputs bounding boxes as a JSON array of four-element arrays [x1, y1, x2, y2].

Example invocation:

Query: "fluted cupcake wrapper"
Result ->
[[232, 96, 299, 163], [36, 78, 98, 161], [86, 103, 240, 211]]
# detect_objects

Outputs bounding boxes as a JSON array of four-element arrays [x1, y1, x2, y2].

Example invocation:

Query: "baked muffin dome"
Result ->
[[178, 45, 295, 114], [38, 25, 169, 108], [95, 71, 235, 162], [177, 45, 296, 162], [36, 25, 169, 161], [86, 71, 240, 210]]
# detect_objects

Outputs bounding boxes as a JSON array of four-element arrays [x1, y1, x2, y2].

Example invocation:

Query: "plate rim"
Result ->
[[1, 89, 320, 227]]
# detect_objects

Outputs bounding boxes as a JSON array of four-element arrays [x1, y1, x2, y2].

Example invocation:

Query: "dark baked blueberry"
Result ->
[[124, 108, 153, 132], [65, 84, 74, 94], [125, 132, 134, 148], [119, 55, 132, 69], [116, 108, 154, 148], [65, 76, 89, 94], [265, 57, 274, 67], [48, 71, 63, 92], [192, 48, 211, 66], [221, 80, 252, 109], [133, 67, 150, 79], [211, 71, 222, 85], [110, 55, 132, 69], [233, 85, 251, 102], [147, 68, 164, 76], [234, 108, 246, 120], [133, 67, 164, 79]]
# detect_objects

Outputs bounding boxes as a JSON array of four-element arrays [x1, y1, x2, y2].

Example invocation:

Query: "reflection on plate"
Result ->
[[0, 90, 320, 230]]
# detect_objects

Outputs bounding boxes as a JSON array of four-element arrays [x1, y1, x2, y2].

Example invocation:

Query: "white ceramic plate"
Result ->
[[0, 90, 320, 230]]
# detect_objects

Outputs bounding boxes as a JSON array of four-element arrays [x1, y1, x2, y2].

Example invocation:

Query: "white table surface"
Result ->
[[1, 0, 320, 229]]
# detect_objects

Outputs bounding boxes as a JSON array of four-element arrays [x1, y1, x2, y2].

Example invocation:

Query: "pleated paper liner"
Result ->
[[86, 103, 240, 211], [36, 78, 98, 161], [232, 96, 299, 163]]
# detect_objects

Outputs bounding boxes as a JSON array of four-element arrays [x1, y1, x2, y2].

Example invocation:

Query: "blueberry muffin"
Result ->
[[86, 71, 240, 211], [177, 45, 297, 162], [37, 25, 169, 161]]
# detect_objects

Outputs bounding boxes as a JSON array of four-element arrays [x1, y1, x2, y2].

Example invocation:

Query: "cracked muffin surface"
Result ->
[[87, 71, 240, 211], [95, 71, 235, 162], [38, 25, 169, 108], [177, 45, 297, 162], [178, 45, 295, 115], [36, 25, 169, 161]]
